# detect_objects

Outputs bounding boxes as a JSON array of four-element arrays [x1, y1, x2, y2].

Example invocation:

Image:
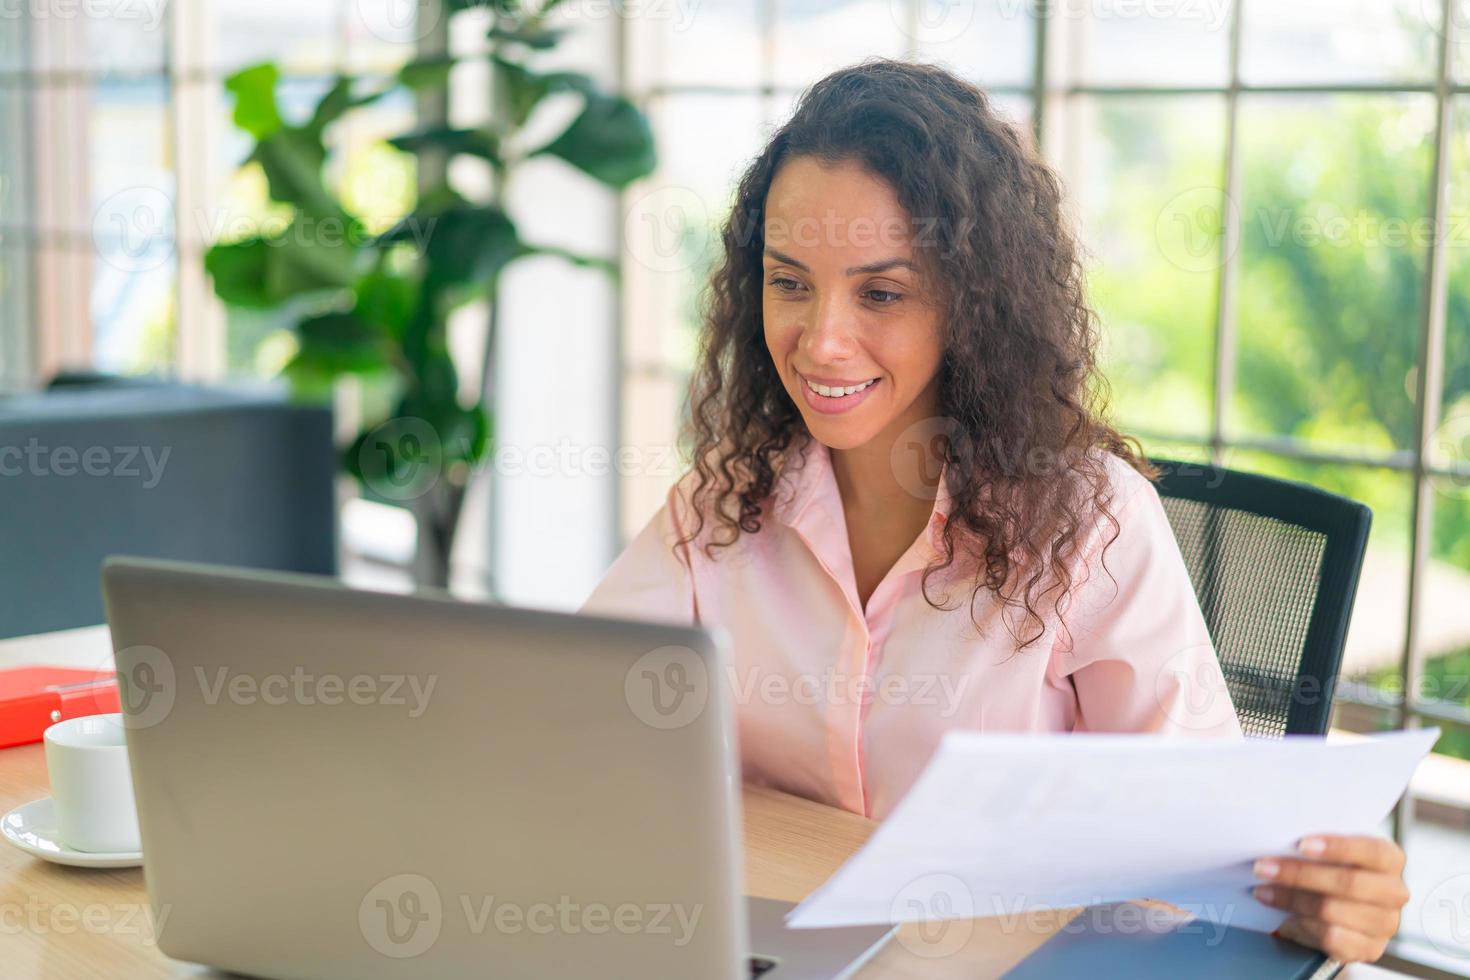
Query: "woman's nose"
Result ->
[[799, 295, 858, 363]]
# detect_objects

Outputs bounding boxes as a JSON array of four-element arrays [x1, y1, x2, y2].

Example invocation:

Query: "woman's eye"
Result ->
[[866, 288, 902, 305], [767, 275, 803, 293]]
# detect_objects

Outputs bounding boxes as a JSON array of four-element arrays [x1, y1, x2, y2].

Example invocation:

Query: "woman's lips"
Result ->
[[797, 373, 881, 415]]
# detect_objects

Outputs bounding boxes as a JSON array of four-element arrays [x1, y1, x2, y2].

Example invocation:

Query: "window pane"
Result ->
[[1072, 0, 1231, 86], [627, 0, 763, 90], [212, 0, 344, 74], [990, 92, 1033, 133], [0, 244, 33, 390], [912, 0, 1033, 88], [88, 2, 170, 75], [773, 0, 906, 88], [1401, 743, 1470, 962], [1135, 437, 1210, 463], [619, 371, 688, 542], [0, 84, 31, 230], [625, 93, 765, 373], [345, 0, 425, 73], [1068, 95, 1225, 440], [1240, 0, 1439, 85], [1452, 0, 1470, 82], [1422, 494, 1470, 731], [0, 10, 26, 72], [89, 79, 176, 374], [1437, 98, 1470, 461], [90, 80, 172, 231], [28, 2, 170, 75], [1225, 454, 1413, 719], [91, 244, 176, 374], [1232, 95, 1435, 455]]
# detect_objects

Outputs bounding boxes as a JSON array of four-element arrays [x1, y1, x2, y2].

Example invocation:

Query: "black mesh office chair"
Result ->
[[1149, 458, 1372, 738]]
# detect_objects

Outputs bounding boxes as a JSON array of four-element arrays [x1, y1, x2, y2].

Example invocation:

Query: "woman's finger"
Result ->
[[1295, 834, 1406, 874], [1274, 915, 1387, 963], [1253, 857, 1409, 907], [1253, 884, 1400, 937]]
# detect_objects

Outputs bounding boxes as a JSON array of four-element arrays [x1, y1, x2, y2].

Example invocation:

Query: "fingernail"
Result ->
[[1254, 859, 1280, 879], [1299, 837, 1325, 856], [1254, 885, 1275, 903]]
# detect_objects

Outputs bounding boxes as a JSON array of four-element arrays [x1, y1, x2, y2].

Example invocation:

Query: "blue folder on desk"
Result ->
[[1002, 902, 1339, 980]]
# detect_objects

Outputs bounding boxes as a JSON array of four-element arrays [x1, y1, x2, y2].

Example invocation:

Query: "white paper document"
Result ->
[[787, 727, 1440, 934]]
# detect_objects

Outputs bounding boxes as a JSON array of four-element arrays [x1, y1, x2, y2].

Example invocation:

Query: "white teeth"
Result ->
[[806, 378, 877, 398]]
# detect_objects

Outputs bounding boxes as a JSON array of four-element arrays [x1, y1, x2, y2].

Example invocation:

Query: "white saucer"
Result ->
[[1, 797, 143, 869]]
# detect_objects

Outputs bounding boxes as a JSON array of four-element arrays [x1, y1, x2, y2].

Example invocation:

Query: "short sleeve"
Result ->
[[578, 481, 698, 627], [1054, 462, 1244, 739]]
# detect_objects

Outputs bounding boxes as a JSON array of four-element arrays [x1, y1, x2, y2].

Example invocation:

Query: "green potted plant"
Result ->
[[206, 0, 655, 588]]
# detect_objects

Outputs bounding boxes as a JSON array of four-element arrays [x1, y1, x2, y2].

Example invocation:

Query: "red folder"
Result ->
[[0, 667, 121, 749]]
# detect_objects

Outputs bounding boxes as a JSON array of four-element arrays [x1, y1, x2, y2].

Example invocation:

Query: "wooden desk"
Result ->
[[0, 627, 1394, 978]]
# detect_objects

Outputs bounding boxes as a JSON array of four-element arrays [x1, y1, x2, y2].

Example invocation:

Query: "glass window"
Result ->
[[1401, 755, 1470, 963], [627, 0, 764, 91], [1437, 97, 1470, 439], [773, 0, 907, 88], [0, 243, 33, 390], [26, 3, 170, 76], [912, 0, 1034, 88], [1066, 94, 1226, 439], [1231, 94, 1436, 456], [1241, 0, 1440, 86], [1423, 498, 1470, 725], [625, 93, 765, 374], [212, 0, 345, 74], [1072, 0, 1231, 86], [0, 84, 31, 230]]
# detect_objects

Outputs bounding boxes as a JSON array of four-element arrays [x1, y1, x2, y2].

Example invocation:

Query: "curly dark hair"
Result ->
[[677, 57, 1153, 650]]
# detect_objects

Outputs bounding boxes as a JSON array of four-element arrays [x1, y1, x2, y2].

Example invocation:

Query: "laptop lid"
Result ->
[[102, 556, 746, 980]]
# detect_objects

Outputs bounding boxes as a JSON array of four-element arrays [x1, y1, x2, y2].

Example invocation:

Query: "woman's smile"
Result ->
[[797, 371, 882, 414]]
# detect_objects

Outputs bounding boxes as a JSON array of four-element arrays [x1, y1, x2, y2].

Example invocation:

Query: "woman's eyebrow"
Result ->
[[763, 247, 915, 276], [846, 257, 915, 276], [764, 249, 811, 271]]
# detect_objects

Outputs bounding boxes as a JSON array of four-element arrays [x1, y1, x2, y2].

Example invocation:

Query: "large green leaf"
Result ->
[[266, 226, 359, 295], [342, 414, 444, 501], [418, 205, 521, 291], [354, 266, 419, 340], [532, 92, 656, 188], [225, 64, 283, 140], [288, 311, 392, 376], [491, 55, 595, 128], [398, 56, 455, 92], [251, 128, 347, 222], [206, 227, 358, 309], [306, 77, 354, 136], [204, 237, 275, 308], [389, 126, 501, 164], [486, 23, 566, 49]]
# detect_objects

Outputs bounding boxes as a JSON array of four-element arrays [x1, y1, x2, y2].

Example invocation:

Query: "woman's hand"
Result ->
[[1251, 834, 1410, 963]]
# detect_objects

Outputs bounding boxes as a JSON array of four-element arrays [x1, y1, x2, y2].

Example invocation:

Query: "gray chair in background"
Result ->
[[1150, 457, 1372, 737], [0, 379, 337, 639]]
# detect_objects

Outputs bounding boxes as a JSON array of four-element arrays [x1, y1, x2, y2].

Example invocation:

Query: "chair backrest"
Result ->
[[0, 382, 337, 639], [1149, 458, 1372, 737]]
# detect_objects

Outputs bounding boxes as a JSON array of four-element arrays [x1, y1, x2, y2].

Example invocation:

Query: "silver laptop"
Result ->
[[101, 557, 893, 980]]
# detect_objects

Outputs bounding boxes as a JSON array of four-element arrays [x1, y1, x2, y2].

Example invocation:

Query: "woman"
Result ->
[[583, 59, 1409, 964]]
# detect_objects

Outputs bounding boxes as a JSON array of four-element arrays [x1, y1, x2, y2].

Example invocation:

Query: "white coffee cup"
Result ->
[[42, 713, 141, 854]]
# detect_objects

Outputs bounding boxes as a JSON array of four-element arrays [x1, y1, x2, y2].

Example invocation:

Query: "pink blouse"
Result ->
[[580, 437, 1243, 820]]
